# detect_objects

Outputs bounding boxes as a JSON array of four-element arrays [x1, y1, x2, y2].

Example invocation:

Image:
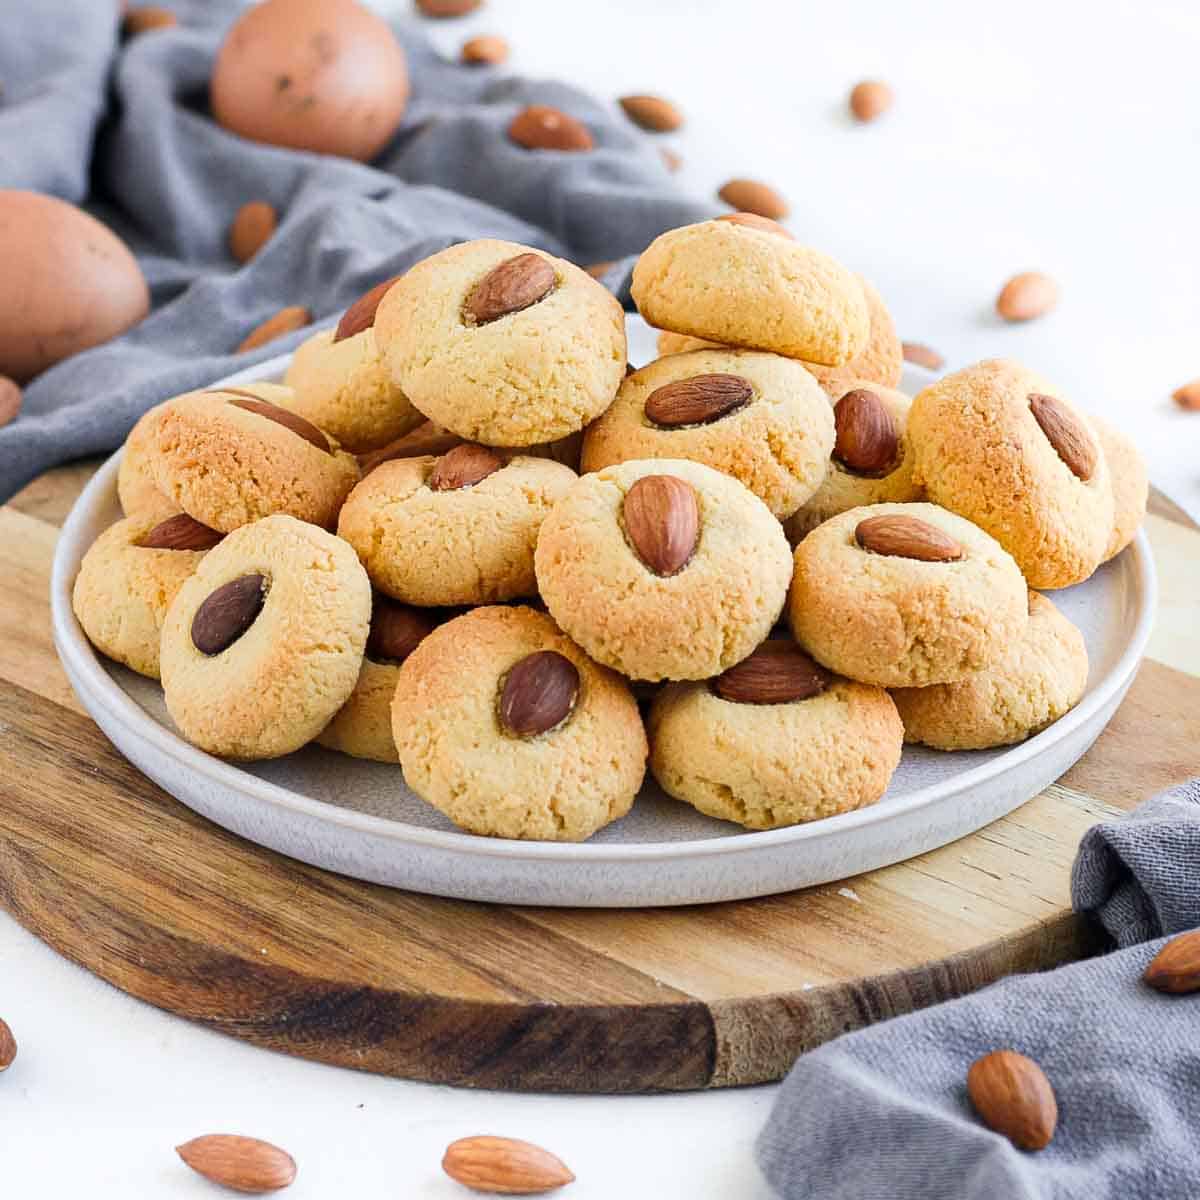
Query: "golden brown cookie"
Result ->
[[1091, 416, 1148, 561], [118, 404, 175, 518]]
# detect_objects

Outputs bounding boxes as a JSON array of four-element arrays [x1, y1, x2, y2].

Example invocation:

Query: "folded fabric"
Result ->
[[757, 779, 1200, 1199], [0, 0, 708, 501]]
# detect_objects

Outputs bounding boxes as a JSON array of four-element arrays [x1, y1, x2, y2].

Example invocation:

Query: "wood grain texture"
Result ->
[[0, 463, 1196, 1092]]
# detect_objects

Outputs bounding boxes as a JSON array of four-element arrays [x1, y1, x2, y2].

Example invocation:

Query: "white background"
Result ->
[[4, 1, 1199, 1196]]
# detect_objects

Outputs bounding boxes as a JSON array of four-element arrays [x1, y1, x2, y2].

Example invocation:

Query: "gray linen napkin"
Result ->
[[757, 779, 1200, 1198], [0, 0, 707, 501]]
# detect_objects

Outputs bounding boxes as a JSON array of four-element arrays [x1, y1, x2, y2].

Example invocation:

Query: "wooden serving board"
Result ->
[[1, 464, 1197, 1093]]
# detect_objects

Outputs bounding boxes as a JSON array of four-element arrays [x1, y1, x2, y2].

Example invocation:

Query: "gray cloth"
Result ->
[[758, 779, 1200, 1199], [0, 0, 708, 501]]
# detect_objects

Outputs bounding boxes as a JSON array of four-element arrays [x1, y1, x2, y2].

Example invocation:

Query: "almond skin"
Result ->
[[227, 396, 332, 455], [334, 275, 403, 343], [1172, 381, 1200, 412], [0, 375, 22, 429], [138, 513, 224, 552], [967, 1050, 1058, 1151], [124, 6, 177, 35], [901, 341, 944, 370], [0, 1017, 15, 1072], [176, 1134, 297, 1193], [714, 211, 793, 239], [499, 652, 580, 738], [1143, 929, 1200, 994], [443, 1135, 575, 1194], [623, 475, 700, 577], [462, 34, 509, 65], [367, 599, 435, 664], [229, 201, 277, 265], [416, 0, 481, 16], [849, 80, 893, 122], [236, 306, 311, 353], [429, 443, 504, 491], [834, 389, 898, 475], [714, 642, 830, 705], [191, 575, 267, 656], [855, 514, 964, 562], [645, 373, 753, 427], [996, 272, 1059, 322], [619, 94, 683, 132], [717, 178, 788, 220], [466, 254, 557, 324], [359, 421, 463, 475], [1028, 393, 1096, 481], [508, 105, 594, 152]]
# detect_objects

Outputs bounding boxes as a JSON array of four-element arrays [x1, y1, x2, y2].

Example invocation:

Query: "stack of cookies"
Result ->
[[73, 219, 1148, 843]]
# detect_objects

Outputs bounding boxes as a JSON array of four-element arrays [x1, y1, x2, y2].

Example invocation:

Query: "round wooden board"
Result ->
[[1, 466, 1197, 1093]]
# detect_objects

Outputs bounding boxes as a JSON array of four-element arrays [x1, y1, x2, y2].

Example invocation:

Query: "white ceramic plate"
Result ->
[[50, 345, 1156, 907]]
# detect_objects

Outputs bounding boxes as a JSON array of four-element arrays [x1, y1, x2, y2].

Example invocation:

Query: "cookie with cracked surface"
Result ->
[[784, 383, 922, 542], [392, 605, 646, 842], [891, 591, 1088, 750], [374, 239, 626, 446], [337, 444, 577, 605], [1091, 416, 1147, 561], [787, 502, 1027, 687], [631, 219, 869, 366], [72, 510, 223, 679], [535, 458, 793, 681], [580, 349, 834, 519], [150, 388, 359, 533], [648, 639, 903, 829], [160, 515, 370, 760], [907, 359, 1114, 588]]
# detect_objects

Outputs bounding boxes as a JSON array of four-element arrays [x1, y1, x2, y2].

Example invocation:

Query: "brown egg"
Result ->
[[210, 0, 409, 162], [0, 191, 149, 383]]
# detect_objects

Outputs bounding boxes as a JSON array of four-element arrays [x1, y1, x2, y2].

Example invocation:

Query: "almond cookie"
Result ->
[[1091, 416, 1148, 561], [784, 383, 921, 542], [892, 591, 1088, 750], [535, 458, 793, 681], [337, 444, 577, 605], [392, 605, 646, 842], [580, 350, 834, 519], [150, 388, 359, 533], [72, 511, 223, 679], [649, 640, 903, 829], [317, 596, 438, 763], [907, 359, 1114, 589], [656, 276, 902, 396], [160, 514, 371, 760], [631, 219, 869, 366], [374, 239, 626, 446], [788, 502, 1027, 687]]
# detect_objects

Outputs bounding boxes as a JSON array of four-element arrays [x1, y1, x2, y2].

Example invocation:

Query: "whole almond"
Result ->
[[0, 375, 21, 428], [0, 1017, 15, 1072], [499, 652, 580, 738], [227, 396, 332, 455], [1143, 929, 1200, 994], [229, 201, 277, 265], [462, 34, 509, 65], [359, 421, 463, 475], [368, 599, 435, 664], [855, 514, 964, 562], [508, 105, 594, 152], [715, 211, 794, 239], [717, 178, 789, 220], [619, 94, 683, 132], [660, 147, 683, 173], [849, 79, 893, 122], [1171, 380, 1200, 412], [967, 1050, 1058, 1151], [236, 306, 311, 353], [176, 1134, 296, 1193], [996, 272, 1058, 322], [191, 574, 267, 656], [466, 254, 557, 324], [334, 275, 403, 343], [125, 5, 177, 35], [645, 373, 753, 427], [623, 474, 700, 577], [1028, 393, 1096, 481], [443, 1135, 575, 1194], [430, 443, 504, 490], [416, 0, 481, 16], [714, 642, 830, 705], [138, 513, 224, 552], [901, 341, 945, 371], [833, 388, 898, 475]]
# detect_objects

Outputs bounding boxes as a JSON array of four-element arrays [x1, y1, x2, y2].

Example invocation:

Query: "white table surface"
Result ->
[[5, 1, 1199, 1196]]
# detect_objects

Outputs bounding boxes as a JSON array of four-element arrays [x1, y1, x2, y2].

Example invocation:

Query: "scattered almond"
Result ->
[[833, 389, 898, 475], [462, 34, 509, 65], [619, 94, 683, 133], [0, 1017, 15, 1071], [236, 306, 311, 353], [334, 275, 403, 342], [623, 474, 700, 577], [967, 1050, 1058, 1151], [416, 0, 482, 16], [901, 341, 945, 371], [996, 271, 1058, 322], [660, 147, 682, 173], [227, 396, 331, 455], [500, 652, 580, 738], [645, 373, 753, 427], [368, 599, 435, 664], [1028, 393, 1096, 481], [717, 178, 788, 220], [191, 576, 268, 656], [714, 642, 830, 705], [1171, 380, 1200, 412], [429, 443, 504, 491], [443, 1135, 575, 1195], [715, 211, 793, 239], [124, 5, 177, 35], [856, 514, 963, 562], [177, 1134, 296, 1193], [583, 261, 615, 280], [0, 374, 21, 428], [1143, 929, 1200, 994], [467, 254, 557, 324], [849, 80, 893, 122], [228, 201, 277, 265], [508, 105, 594, 152], [138, 513, 224, 552]]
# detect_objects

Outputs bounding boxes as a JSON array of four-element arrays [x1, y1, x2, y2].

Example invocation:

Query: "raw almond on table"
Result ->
[[622, 474, 700, 577], [901, 341, 944, 370], [229, 201, 277, 264], [442, 1135, 575, 1194], [176, 1134, 296, 1193], [508, 105, 594, 152], [996, 271, 1059, 322], [966, 1050, 1058, 1151], [0, 1017, 15, 1071], [1143, 928, 1200, 994], [1171, 380, 1200, 411], [849, 79, 893, 122], [717, 178, 788, 220], [462, 34, 509, 65], [619, 94, 683, 132], [855, 514, 963, 562], [236, 306, 311, 354]]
